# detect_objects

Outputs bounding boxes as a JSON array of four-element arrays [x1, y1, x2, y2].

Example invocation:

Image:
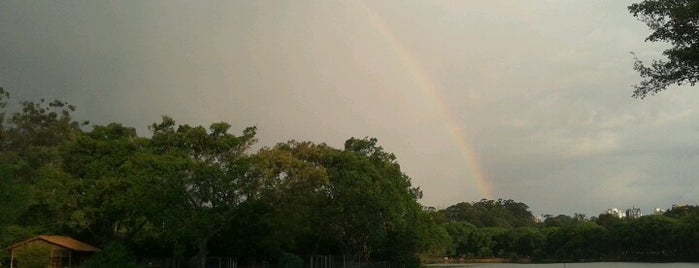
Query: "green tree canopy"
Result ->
[[629, 0, 699, 98], [440, 199, 535, 228], [148, 117, 257, 268]]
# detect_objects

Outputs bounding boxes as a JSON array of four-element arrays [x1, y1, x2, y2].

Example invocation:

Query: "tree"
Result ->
[[439, 199, 535, 228], [0, 88, 8, 144], [409, 210, 453, 261], [442, 221, 476, 257], [230, 140, 333, 259], [544, 222, 607, 260], [31, 123, 158, 245], [0, 89, 89, 266], [543, 214, 575, 228], [83, 241, 140, 268], [619, 215, 678, 257], [629, 0, 699, 98], [223, 138, 435, 266], [674, 212, 699, 258], [148, 117, 257, 268], [468, 227, 507, 257], [330, 137, 425, 262], [500, 227, 544, 259], [664, 205, 699, 219], [0, 166, 28, 227], [2, 96, 85, 182]]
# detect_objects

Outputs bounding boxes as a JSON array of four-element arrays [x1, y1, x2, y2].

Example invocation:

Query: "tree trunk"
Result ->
[[197, 237, 209, 268]]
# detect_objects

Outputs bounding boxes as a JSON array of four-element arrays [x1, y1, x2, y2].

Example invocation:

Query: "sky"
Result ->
[[1, 0, 698, 217]]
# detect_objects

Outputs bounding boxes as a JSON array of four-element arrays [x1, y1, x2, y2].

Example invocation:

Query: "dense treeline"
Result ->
[[1, 90, 699, 267], [435, 201, 699, 262], [0, 89, 450, 268]]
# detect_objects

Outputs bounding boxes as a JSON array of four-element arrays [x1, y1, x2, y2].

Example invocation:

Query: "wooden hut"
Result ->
[[6, 235, 100, 268]]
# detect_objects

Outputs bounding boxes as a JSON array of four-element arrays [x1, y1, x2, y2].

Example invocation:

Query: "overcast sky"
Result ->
[[2, 0, 698, 217]]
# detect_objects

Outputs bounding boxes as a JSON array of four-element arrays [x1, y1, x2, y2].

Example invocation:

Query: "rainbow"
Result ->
[[356, 1, 494, 200]]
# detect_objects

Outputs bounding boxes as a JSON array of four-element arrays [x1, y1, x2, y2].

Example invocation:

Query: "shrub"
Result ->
[[83, 242, 141, 268], [276, 252, 303, 268]]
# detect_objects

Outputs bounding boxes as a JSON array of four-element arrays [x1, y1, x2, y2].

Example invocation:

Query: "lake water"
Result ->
[[430, 262, 699, 268], [447, 263, 699, 268]]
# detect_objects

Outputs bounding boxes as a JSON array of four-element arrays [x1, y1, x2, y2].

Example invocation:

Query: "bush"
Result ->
[[276, 252, 303, 268], [531, 248, 547, 262], [507, 252, 519, 262], [83, 242, 141, 268]]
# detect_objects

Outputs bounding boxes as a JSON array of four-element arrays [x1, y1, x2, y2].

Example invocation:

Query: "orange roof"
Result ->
[[6, 235, 100, 252]]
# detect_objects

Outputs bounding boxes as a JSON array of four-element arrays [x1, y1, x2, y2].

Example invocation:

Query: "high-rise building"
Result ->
[[625, 206, 642, 219], [605, 208, 624, 218]]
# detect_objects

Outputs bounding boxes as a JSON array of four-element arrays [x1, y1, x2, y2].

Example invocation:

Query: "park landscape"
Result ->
[[2, 0, 699, 267], [1, 87, 698, 267]]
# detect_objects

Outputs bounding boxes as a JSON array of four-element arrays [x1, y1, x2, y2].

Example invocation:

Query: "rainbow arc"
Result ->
[[356, 1, 494, 200]]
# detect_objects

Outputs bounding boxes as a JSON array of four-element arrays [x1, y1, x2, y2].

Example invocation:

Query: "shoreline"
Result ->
[[423, 257, 699, 265]]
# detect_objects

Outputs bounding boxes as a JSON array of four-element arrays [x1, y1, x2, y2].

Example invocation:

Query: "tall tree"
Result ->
[[148, 117, 257, 268], [232, 140, 333, 258], [0, 90, 86, 226], [325, 137, 423, 260], [629, 0, 699, 98], [0, 89, 88, 265], [0, 92, 86, 185], [440, 199, 535, 228], [442, 221, 476, 257], [32, 123, 156, 244], [0, 88, 8, 144]]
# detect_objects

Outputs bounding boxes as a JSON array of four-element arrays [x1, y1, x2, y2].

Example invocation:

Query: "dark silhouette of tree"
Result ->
[[629, 0, 699, 98]]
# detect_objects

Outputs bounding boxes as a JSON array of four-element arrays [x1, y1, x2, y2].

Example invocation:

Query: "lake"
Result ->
[[442, 263, 699, 268]]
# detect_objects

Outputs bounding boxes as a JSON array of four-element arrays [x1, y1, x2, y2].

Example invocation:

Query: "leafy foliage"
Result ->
[[148, 117, 258, 268], [440, 199, 535, 228], [629, 0, 699, 98], [83, 242, 142, 268], [276, 252, 304, 268]]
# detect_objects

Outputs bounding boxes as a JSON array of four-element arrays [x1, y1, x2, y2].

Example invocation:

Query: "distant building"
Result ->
[[625, 207, 642, 219], [605, 208, 624, 218], [653, 208, 666, 215], [672, 204, 689, 209], [535, 215, 545, 223]]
